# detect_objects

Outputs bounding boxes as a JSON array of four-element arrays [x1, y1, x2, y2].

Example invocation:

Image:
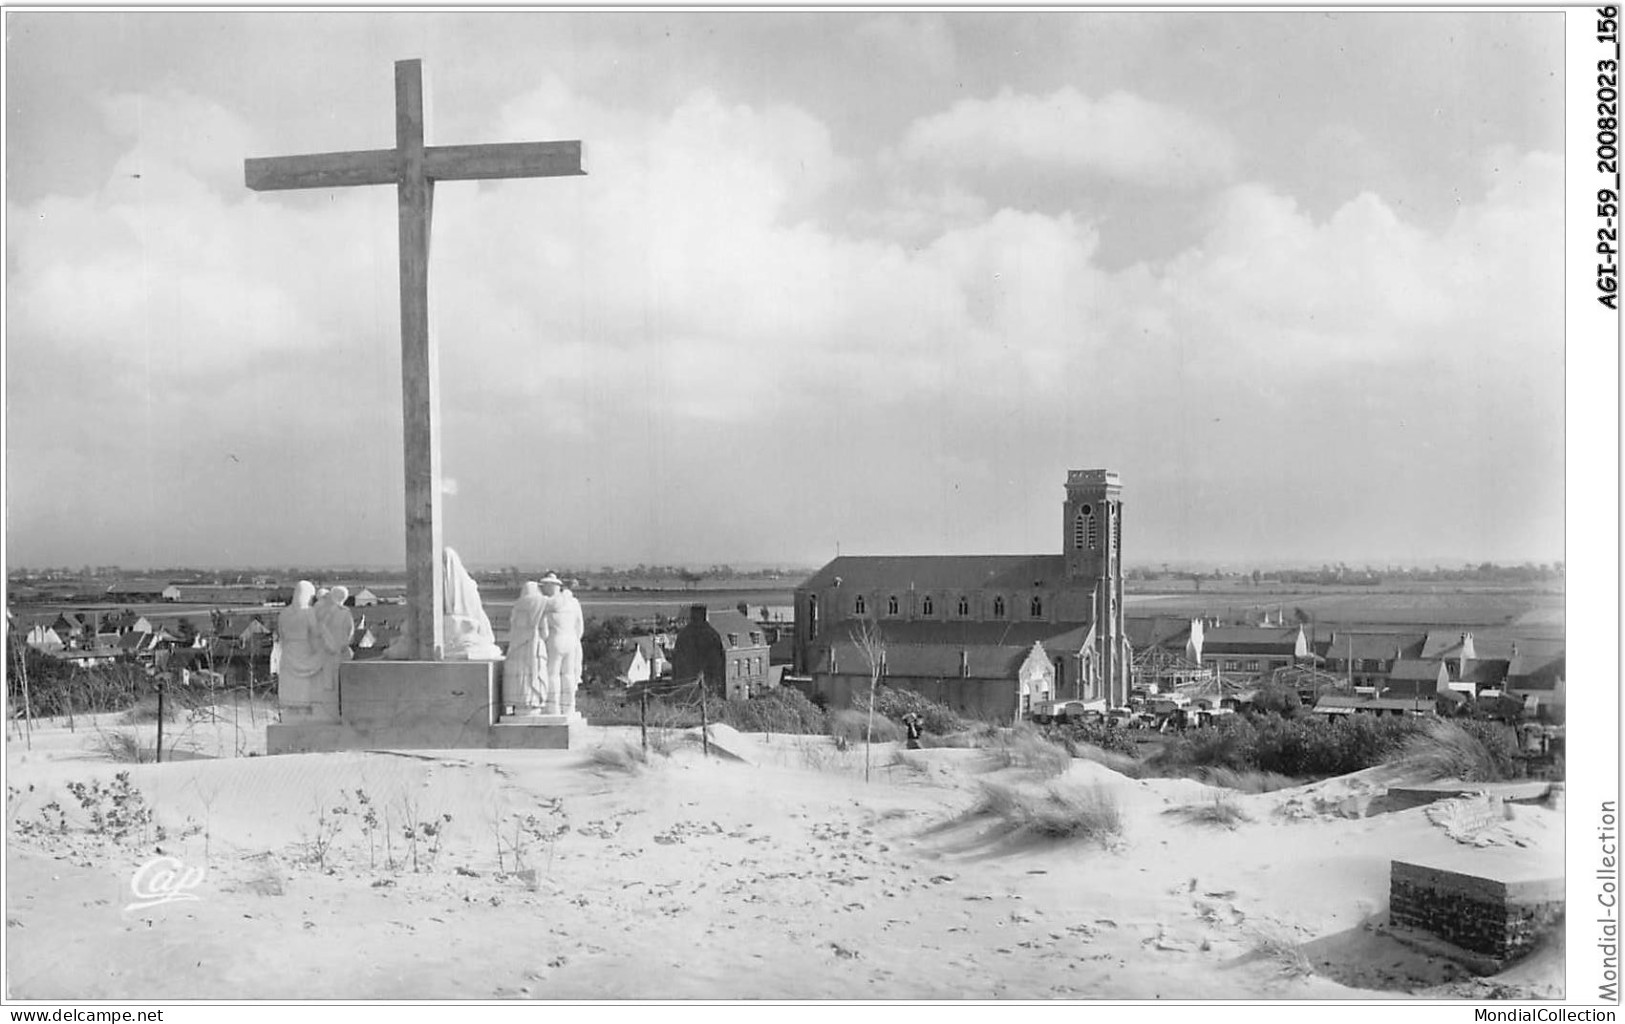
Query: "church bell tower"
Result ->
[[1063, 470, 1127, 705]]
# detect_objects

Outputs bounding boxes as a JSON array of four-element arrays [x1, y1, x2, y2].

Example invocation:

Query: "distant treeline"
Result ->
[[1125, 561, 1563, 586]]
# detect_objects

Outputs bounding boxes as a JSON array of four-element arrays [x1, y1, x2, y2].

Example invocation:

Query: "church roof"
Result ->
[[831, 619, 1090, 650], [798, 555, 1069, 595], [815, 640, 1034, 681]]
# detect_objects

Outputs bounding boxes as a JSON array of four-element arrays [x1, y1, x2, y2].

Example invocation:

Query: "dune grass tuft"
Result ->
[[1250, 928, 1315, 978], [88, 727, 153, 764], [970, 779, 1122, 844], [586, 740, 656, 773], [1168, 791, 1253, 829], [1189, 766, 1300, 793], [981, 724, 1073, 778], [1397, 718, 1514, 782]]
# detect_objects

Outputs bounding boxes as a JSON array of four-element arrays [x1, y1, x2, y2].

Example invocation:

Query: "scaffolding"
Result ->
[[1267, 664, 1351, 702], [1132, 644, 1215, 694]]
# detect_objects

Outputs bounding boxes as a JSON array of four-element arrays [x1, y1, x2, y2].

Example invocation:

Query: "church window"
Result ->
[[1074, 513, 1086, 550], [1086, 509, 1099, 550], [887, 595, 899, 616], [1111, 505, 1120, 552], [1030, 596, 1043, 618], [957, 596, 969, 617], [807, 596, 819, 637], [922, 596, 934, 616], [854, 595, 866, 615], [993, 596, 1006, 618]]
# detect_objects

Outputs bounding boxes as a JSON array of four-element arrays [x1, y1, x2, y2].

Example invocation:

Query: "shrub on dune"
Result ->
[[869, 686, 971, 736], [829, 707, 902, 746], [1397, 718, 1517, 782]]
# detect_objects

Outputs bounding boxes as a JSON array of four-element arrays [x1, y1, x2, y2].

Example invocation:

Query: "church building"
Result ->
[[793, 469, 1131, 722]]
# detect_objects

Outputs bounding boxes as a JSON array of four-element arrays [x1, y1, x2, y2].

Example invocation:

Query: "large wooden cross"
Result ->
[[245, 58, 585, 660]]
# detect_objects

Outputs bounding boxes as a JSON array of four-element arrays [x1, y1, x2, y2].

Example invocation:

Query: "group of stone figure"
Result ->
[[272, 546, 586, 720], [274, 581, 356, 720], [502, 572, 585, 717]]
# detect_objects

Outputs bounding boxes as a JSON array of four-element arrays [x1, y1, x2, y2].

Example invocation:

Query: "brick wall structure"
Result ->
[[1389, 860, 1563, 965]]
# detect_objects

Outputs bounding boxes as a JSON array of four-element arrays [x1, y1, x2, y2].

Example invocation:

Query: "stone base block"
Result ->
[[267, 719, 580, 753], [266, 660, 584, 753], [1389, 859, 1564, 967]]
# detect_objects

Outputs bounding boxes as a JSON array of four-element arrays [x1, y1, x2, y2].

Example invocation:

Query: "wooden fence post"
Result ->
[[699, 675, 710, 758], [154, 672, 165, 764]]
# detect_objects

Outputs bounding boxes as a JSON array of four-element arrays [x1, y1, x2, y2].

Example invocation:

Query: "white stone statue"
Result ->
[[503, 581, 549, 714], [442, 546, 503, 660], [540, 573, 585, 715], [275, 580, 327, 719], [312, 585, 355, 718]]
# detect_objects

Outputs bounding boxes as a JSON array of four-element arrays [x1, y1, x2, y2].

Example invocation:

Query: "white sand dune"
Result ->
[[4, 715, 1564, 1000]]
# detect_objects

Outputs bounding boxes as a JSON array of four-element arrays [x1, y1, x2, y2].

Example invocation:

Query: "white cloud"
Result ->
[[895, 87, 1240, 186], [4, 69, 1562, 566]]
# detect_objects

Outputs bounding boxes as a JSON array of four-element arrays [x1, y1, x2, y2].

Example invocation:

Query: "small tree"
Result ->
[[850, 617, 886, 784]]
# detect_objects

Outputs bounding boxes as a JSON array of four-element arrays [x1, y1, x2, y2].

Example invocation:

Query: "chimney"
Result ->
[[689, 604, 708, 625]]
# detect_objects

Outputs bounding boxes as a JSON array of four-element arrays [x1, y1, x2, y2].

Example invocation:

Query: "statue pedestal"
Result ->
[[267, 660, 584, 754], [501, 709, 584, 727], [492, 708, 585, 749]]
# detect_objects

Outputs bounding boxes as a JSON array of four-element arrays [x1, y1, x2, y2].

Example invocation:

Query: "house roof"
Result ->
[[1202, 626, 1302, 656], [1507, 640, 1565, 677], [1387, 659, 1447, 683], [798, 554, 1069, 595], [1457, 659, 1510, 685], [1125, 616, 1193, 650], [611, 648, 645, 675], [1321, 632, 1428, 662], [1315, 695, 1437, 712], [56, 646, 120, 662], [1421, 630, 1477, 660], [106, 579, 176, 594], [701, 611, 767, 649]]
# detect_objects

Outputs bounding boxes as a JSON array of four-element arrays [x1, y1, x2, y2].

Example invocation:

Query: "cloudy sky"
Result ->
[[4, 11, 1575, 571]]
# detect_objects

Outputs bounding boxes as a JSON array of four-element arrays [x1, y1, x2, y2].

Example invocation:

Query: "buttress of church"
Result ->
[[793, 468, 1133, 716]]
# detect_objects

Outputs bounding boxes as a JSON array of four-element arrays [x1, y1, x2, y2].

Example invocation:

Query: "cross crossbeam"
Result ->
[[245, 140, 585, 191], [245, 58, 585, 660]]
